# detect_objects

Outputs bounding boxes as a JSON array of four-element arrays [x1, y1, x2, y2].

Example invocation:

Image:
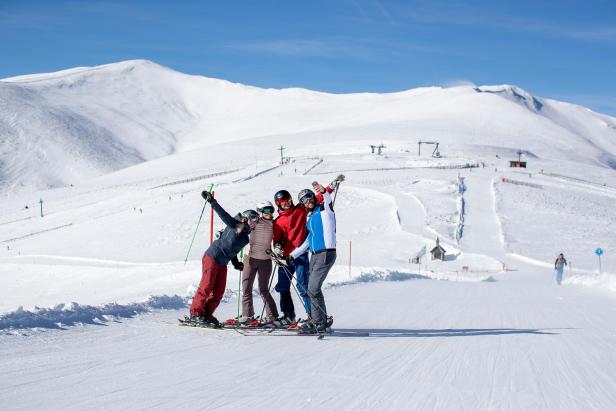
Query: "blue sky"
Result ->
[[2, 0, 615, 115]]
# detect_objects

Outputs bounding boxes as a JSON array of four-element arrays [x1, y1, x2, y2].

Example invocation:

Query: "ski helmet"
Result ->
[[241, 209, 259, 222], [256, 201, 274, 215], [274, 189, 292, 208], [298, 189, 316, 205]]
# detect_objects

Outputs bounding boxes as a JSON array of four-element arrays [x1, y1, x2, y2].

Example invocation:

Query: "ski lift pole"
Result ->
[[184, 183, 214, 265]]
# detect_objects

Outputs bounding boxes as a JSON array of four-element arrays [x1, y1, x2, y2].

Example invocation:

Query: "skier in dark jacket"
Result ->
[[188, 190, 258, 327], [554, 253, 568, 285]]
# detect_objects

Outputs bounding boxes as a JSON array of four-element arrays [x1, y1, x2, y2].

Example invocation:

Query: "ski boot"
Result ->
[[260, 316, 285, 328], [204, 314, 222, 328], [225, 315, 259, 327]]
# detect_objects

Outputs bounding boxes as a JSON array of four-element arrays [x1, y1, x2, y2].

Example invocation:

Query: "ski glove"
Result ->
[[272, 244, 284, 258], [201, 190, 214, 203], [329, 174, 345, 190], [279, 255, 294, 267], [231, 256, 244, 271]]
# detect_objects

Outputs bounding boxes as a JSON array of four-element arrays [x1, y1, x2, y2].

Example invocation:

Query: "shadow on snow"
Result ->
[[331, 327, 566, 338]]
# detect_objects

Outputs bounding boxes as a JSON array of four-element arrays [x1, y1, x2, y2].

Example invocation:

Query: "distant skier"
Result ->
[[554, 253, 568, 285], [233, 201, 280, 326], [288, 176, 343, 334], [187, 190, 258, 327]]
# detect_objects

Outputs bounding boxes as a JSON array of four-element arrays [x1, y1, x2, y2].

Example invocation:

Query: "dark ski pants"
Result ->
[[308, 250, 336, 326], [241, 256, 279, 318], [190, 255, 227, 317], [274, 253, 310, 319]]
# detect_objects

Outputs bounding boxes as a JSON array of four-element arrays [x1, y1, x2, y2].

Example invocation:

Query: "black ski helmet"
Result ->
[[241, 209, 259, 222], [298, 189, 316, 205], [274, 189, 292, 208]]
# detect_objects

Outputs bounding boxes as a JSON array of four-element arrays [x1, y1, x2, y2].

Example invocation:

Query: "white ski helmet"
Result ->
[[256, 201, 274, 215]]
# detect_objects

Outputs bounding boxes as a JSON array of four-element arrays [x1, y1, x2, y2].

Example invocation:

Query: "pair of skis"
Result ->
[[178, 317, 336, 339]]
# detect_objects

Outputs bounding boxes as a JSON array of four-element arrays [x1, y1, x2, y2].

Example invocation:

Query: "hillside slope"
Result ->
[[1, 60, 615, 196]]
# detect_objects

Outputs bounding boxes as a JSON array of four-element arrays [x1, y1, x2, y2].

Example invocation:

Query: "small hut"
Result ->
[[430, 237, 446, 261]]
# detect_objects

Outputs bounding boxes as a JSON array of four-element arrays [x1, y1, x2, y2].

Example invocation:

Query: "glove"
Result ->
[[275, 255, 293, 267], [231, 256, 244, 271], [272, 244, 284, 258], [328, 174, 345, 190], [201, 190, 213, 203]]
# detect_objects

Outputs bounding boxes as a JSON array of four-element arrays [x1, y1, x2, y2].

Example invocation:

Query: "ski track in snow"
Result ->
[[2, 272, 616, 410]]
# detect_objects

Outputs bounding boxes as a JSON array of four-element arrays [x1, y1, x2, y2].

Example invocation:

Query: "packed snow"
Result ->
[[1, 61, 616, 410]]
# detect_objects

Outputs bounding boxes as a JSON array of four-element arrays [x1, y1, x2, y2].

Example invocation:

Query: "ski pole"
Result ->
[[237, 248, 244, 323], [184, 183, 214, 265], [280, 263, 311, 316], [332, 181, 342, 207], [259, 262, 277, 321], [280, 263, 329, 320]]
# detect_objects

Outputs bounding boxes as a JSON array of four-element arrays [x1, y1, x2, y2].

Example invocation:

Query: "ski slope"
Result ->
[[1, 61, 616, 410]]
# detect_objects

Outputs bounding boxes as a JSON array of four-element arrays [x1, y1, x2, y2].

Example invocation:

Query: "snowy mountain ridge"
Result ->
[[1, 59, 616, 197]]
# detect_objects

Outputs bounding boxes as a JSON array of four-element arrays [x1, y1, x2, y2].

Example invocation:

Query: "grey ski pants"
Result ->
[[308, 250, 336, 325], [242, 257, 279, 318]]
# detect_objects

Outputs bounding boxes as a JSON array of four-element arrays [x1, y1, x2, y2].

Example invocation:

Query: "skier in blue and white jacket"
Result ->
[[289, 175, 344, 333]]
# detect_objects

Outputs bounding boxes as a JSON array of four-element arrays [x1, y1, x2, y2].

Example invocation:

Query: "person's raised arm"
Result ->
[[202, 191, 239, 229]]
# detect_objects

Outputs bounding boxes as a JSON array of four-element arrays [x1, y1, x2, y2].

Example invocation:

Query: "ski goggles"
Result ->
[[299, 194, 316, 205], [241, 210, 259, 222], [260, 206, 275, 215]]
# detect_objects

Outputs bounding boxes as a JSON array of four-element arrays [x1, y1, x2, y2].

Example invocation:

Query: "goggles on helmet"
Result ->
[[260, 206, 275, 215], [241, 210, 259, 222], [299, 194, 315, 205]]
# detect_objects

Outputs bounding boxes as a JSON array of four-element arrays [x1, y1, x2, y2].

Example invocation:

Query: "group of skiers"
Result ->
[[187, 174, 345, 334]]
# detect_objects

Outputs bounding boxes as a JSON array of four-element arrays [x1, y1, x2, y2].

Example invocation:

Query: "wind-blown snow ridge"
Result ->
[[0, 295, 186, 332], [0, 264, 495, 332], [328, 267, 495, 288]]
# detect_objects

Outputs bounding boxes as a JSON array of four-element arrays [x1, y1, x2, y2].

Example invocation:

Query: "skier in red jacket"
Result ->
[[272, 189, 311, 323]]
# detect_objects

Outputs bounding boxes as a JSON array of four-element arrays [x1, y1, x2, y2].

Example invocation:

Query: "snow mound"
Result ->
[[565, 273, 616, 293], [475, 84, 544, 112], [0, 294, 186, 332]]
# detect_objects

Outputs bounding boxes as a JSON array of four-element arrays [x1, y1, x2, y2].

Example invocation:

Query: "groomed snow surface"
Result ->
[[1, 61, 616, 410]]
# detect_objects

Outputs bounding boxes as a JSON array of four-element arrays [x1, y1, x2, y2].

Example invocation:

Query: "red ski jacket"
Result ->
[[273, 189, 329, 256], [273, 205, 309, 256]]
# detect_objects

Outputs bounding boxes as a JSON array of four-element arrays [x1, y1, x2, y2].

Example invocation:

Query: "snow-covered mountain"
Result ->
[[1, 59, 615, 195], [3, 60, 616, 409]]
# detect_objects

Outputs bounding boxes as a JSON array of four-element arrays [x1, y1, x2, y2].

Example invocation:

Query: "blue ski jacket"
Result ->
[[290, 191, 336, 259]]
